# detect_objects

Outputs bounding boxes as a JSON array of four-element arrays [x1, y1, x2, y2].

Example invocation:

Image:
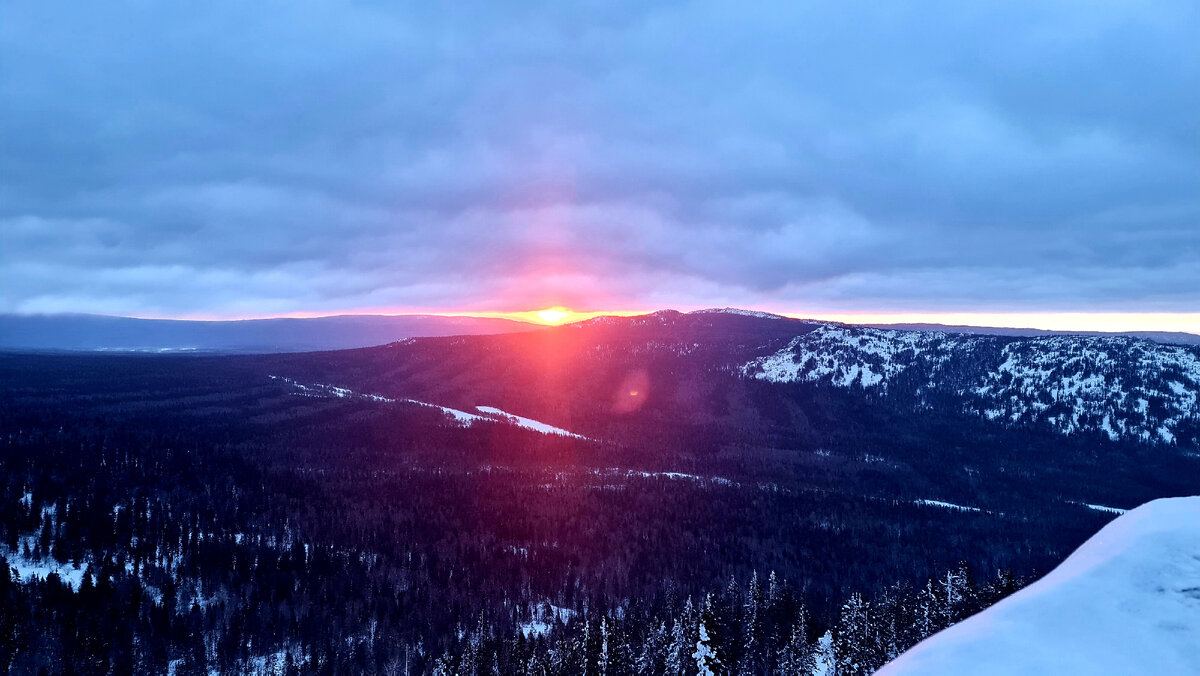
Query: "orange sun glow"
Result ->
[[535, 307, 574, 324]]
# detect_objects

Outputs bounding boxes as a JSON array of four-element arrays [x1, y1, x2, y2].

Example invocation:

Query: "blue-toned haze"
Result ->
[[1, 1, 1197, 320]]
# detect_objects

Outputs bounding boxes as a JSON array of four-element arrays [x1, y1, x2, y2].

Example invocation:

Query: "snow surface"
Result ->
[[518, 603, 577, 638], [593, 468, 737, 487], [742, 326, 1200, 446], [2, 547, 88, 589], [403, 398, 488, 425], [879, 496, 1200, 675], [689, 307, 787, 320], [475, 406, 587, 439], [1073, 501, 1128, 515], [915, 499, 982, 513], [743, 325, 977, 390]]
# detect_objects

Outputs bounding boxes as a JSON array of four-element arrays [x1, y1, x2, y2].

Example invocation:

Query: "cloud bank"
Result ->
[[2, 0, 1197, 317]]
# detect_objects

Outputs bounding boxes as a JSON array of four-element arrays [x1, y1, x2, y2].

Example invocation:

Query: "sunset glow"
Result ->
[[123, 308, 1200, 335], [535, 307, 573, 324]]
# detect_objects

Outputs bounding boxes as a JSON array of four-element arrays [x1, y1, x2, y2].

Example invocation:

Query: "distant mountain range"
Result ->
[[2, 310, 1195, 354], [233, 307, 1199, 451], [0, 313, 538, 353]]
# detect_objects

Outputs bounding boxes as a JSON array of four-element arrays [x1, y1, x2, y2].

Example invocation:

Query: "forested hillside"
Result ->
[[2, 312, 1197, 674]]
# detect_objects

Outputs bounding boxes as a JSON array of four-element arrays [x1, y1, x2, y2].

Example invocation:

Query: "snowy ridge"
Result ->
[[742, 325, 982, 390], [741, 326, 1200, 446], [879, 496, 1200, 675], [971, 336, 1200, 444], [689, 307, 787, 320]]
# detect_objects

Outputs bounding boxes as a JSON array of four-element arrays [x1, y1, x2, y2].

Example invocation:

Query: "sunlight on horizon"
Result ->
[[119, 308, 1200, 334]]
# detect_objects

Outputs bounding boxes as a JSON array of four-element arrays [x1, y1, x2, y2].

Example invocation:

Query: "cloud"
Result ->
[[1, 0, 1197, 316]]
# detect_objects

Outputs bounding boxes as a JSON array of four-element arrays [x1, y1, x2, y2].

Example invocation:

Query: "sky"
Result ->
[[2, 1, 1198, 330]]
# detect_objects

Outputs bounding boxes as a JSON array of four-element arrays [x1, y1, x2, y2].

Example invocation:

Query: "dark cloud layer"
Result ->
[[2, 0, 1197, 316]]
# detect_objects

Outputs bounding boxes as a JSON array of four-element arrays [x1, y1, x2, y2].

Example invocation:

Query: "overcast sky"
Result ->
[[2, 0, 1197, 318]]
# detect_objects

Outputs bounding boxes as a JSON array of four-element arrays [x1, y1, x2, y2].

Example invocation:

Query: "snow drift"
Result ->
[[879, 496, 1200, 675]]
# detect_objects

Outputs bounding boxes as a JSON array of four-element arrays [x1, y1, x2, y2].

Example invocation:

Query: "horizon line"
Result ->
[[6, 308, 1200, 335]]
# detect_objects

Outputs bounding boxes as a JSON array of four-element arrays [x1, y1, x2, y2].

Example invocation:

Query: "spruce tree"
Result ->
[[693, 621, 724, 676]]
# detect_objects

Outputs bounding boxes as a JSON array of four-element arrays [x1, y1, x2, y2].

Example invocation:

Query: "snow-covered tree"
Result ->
[[742, 571, 764, 673], [636, 621, 669, 675], [693, 621, 724, 676], [835, 592, 883, 675], [664, 618, 689, 676], [812, 631, 837, 676], [767, 571, 782, 607], [776, 622, 813, 675], [915, 579, 942, 638]]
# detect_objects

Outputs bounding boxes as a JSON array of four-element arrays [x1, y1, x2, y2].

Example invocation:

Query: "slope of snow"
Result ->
[[971, 336, 1200, 444], [404, 399, 488, 425], [689, 307, 787, 320], [741, 327, 1200, 446], [743, 325, 980, 390], [879, 496, 1200, 675], [475, 406, 588, 439], [915, 499, 982, 513]]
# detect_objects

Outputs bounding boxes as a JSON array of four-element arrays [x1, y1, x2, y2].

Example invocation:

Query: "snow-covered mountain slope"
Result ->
[[688, 307, 788, 320], [878, 496, 1200, 676], [742, 325, 1200, 447], [742, 325, 985, 389], [972, 336, 1200, 443]]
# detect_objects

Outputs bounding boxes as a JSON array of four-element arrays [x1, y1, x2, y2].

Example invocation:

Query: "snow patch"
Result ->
[[2, 542, 88, 589], [519, 603, 577, 638], [475, 406, 588, 439], [1074, 502, 1128, 515], [880, 496, 1200, 675], [689, 307, 787, 320], [915, 499, 982, 513]]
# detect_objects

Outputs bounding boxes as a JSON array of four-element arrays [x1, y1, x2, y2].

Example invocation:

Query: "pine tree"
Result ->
[[742, 571, 764, 674], [915, 579, 942, 639], [813, 631, 837, 676], [637, 621, 668, 675], [598, 617, 609, 676], [665, 618, 688, 676], [766, 571, 781, 608], [835, 592, 883, 675], [776, 623, 813, 675], [693, 621, 724, 676]]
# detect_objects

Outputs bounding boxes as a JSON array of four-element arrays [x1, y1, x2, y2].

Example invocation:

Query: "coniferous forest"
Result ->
[[2, 317, 1197, 674]]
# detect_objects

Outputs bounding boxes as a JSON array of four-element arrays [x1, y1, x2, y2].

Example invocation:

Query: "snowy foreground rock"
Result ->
[[879, 496, 1200, 675]]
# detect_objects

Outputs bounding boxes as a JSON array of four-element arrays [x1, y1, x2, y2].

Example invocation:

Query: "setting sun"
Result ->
[[535, 307, 573, 324]]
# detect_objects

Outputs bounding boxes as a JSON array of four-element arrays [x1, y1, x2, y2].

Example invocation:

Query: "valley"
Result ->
[[2, 311, 1197, 673]]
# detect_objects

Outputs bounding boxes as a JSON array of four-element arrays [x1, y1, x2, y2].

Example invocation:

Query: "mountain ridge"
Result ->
[[0, 312, 540, 353]]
